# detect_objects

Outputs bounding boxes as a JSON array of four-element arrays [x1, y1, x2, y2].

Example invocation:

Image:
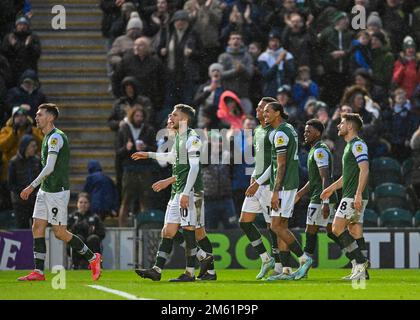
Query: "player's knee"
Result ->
[[162, 227, 177, 239], [278, 218, 288, 229], [331, 225, 342, 237], [195, 227, 206, 241], [306, 225, 317, 235]]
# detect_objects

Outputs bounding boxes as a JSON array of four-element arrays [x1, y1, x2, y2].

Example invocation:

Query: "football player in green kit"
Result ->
[[321, 113, 370, 280], [18, 103, 102, 281], [239, 97, 287, 280], [294, 119, 338, 278], [263, 101, 312, 281], [132, 104, 214, 282]]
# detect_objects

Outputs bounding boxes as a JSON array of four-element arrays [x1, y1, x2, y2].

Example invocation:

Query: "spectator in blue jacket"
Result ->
[[349, 30, 372, 74], [292, 65, 319, 111], [83, 160, 119, 221]]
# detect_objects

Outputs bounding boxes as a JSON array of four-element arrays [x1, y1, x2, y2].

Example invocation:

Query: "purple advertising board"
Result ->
[[0, 230, 34, 270]]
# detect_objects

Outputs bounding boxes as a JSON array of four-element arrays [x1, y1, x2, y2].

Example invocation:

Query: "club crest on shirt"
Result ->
[[276, 137, 284, 145], [192, 138, 201, 148], [355, 144, 363, 153], [50, 138, 58, 147], [316, 151, 324, 159]]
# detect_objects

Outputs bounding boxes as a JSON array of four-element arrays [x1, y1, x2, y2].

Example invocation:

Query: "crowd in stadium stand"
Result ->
[[101, 0, 420, 228], [1, 0, 420, 231]]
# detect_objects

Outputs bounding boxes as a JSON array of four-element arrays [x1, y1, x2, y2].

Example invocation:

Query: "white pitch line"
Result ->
[[87, 285, 153, 300]]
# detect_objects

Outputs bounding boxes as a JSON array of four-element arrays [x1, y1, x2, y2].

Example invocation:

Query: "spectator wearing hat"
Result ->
[[258, 29, 295, 98], [184, 0, 223, 80], [112, 36, 165, 110], [218, 31, 254, 114], [108, 77, 153, 133], [108, 76, 152, 195], [378, 0, 410, 55], [108, 11, 144, 72], [83, 160, 119, 221], [317, 11, 353, 108], [157, 10, 203, 112], [292, 65, 319, 111], [8, 134, 41, 228], [5, 69, 47, 121], [1, 16, 41, 87], [366, 11, 381, 34], [105, 1, 138, 46], [371, 31, 395, 92], [0, 106, 42, 184], [194, 63, 225, 129], [392, 36, 420, 100]]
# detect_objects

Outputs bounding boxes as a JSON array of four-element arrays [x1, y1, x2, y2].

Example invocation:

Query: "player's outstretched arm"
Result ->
[[132, 151, 176, 163], [152, 176, 176, 192]]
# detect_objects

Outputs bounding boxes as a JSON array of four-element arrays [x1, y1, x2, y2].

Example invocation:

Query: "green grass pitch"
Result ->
[[0, 269, 419, 300]]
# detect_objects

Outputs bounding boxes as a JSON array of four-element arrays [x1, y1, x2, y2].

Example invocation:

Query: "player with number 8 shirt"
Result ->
[[321, 113, 370, 280]]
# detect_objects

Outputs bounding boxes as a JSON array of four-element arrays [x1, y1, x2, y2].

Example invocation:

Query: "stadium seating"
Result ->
[[401, 158, 413, 186], [136, 209, 165, 229], [370, 157, 401, 187], [414, 211, 420, 227], [364, 209, 379, 227], [380, 208, 413, 228], [0, 210, 16, 230], [373, 183, 409, 212]]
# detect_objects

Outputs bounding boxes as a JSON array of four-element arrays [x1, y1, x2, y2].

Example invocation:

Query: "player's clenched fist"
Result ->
[[20, 185, 34, 201], [131, 152, 148, 160]]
